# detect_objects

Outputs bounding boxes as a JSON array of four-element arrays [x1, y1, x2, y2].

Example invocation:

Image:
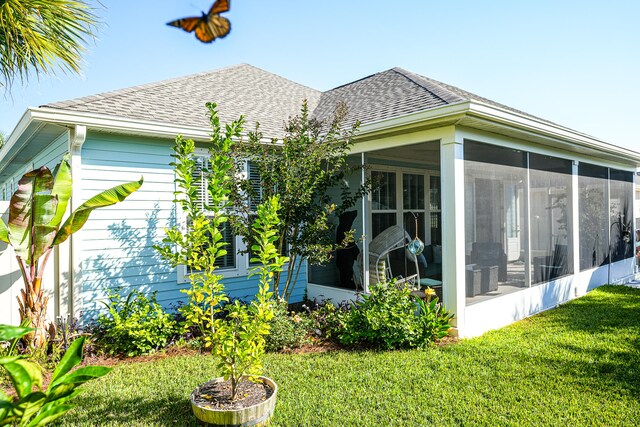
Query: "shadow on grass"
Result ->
[[519, 285, 640, 396], [65, 394, 197, 426]]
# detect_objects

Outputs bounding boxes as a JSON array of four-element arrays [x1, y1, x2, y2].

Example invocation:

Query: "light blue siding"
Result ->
[[78, 132, 306, 320]]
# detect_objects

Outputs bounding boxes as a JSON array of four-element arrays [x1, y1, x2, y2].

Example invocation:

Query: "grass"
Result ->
[[56, 285, 640, 426]]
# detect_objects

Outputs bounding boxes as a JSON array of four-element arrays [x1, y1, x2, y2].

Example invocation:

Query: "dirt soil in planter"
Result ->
[[192, 378, 274, 411]]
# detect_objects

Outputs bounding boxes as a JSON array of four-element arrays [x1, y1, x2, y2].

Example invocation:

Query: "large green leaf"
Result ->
[[49, 336, 84, 387], [7, 167, 54, 259], [53, 177, 143, 246], [49, 158, 72, 229], [11, 392, 46, 427], [0, 325, 33, 342], [48, 366, 111, 397], [2, 359, 42, 399], [29, 194, 58, 263], [43, 383, 77, 403], [0, 355, 23, 365], [24, 401, 74, 427]]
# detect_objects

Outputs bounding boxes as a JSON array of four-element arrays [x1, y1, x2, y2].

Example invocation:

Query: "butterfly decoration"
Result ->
[[167, 0, 231, 43]]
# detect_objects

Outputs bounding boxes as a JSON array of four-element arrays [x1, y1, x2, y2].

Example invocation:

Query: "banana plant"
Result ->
[[0, 324, 111, 427], [0, 156, 143, 347]]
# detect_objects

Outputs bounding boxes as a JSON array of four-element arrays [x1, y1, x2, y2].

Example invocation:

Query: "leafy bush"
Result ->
[[416, 296, 455, 343], [265, 299, 310, 352], [0, 324, 110, 427], [337, 281, 453, 349], [95, 289, 176, 356], [302, 300, 349, 341]]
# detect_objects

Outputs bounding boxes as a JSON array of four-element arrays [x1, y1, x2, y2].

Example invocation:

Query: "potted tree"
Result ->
[[157, 103, 286, 426]]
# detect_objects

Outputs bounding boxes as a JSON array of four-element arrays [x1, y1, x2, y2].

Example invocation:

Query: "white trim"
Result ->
[[68, 125, 86, 317], [441, 134, 466, 330], [467, 101, 637, 160], [351, 101, 640, 166], [457, 126, 637, 172], [571, 161, 581, 292]]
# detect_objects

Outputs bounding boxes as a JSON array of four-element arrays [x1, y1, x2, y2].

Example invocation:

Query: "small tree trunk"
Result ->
[[17, 277, 49, 348], [16, 252, 52, 348]]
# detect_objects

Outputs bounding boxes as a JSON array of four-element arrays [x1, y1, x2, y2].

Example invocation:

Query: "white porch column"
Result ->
[[440, 137, 466, 334]]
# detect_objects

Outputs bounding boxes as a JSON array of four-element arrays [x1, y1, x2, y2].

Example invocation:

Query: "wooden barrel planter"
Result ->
[[190, 376, 277, 427]]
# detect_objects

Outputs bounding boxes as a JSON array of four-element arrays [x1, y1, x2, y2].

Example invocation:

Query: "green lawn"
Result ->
[[57, 285, 640, 426]]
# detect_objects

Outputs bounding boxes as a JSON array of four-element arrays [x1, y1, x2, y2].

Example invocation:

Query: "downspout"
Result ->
[[68, 125, 87, 317]]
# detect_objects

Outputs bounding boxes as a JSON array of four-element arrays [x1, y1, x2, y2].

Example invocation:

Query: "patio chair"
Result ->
[[357, 225, 420, 290]]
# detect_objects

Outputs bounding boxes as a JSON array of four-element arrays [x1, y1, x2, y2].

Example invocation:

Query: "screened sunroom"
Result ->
[[307, 117, 639, 338]]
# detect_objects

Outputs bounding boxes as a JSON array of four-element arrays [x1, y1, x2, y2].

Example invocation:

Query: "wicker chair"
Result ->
[[357, 225, 420, 291]]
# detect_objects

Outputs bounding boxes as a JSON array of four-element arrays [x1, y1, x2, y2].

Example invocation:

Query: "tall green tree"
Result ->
[[228, 101, 368, 301], [0, 0, 98, 90]]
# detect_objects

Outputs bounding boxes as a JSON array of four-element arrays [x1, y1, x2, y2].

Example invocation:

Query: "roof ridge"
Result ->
[[391, 67, 466, 104], [322, 71, 380, 93], [244, 63, 320, 93]]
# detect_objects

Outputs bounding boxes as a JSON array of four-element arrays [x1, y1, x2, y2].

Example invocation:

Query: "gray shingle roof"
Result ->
[[313, 67, 549, 128], [43, 64, 550, 137], [44, 64, 321, 138]]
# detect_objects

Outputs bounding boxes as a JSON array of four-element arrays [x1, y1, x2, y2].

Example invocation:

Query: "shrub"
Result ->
[[0, 324, 110, 427], [416, 296, 455, 343], [337, 281, 453, 350], [265, 299, 310, 352], [95, 289, 176, 356], [302, 299, 349, 341]]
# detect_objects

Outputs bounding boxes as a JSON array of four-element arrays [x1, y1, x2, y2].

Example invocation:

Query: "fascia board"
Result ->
[[0, 110, 46, 176], [468, 101, 640, 164], [27, 107, 275, 144], [355, 101, 470, 138], [29, 107, 213, 140]]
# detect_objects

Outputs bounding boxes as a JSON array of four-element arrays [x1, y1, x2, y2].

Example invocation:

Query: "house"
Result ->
[[1, 64, 639, 337]]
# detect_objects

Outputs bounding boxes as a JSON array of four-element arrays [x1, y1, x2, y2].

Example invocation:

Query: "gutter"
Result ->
[[352, 100, 640, 166], [467, 101, 640, 163]]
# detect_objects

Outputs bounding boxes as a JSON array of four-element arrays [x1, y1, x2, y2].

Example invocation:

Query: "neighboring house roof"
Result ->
[[43, 64, 322, 138]]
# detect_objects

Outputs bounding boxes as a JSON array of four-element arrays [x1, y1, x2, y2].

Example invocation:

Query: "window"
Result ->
[[430, 176, 441, 245], [177, 154, 271, 283], [371, 169, 439, 244], [190, 155, 235, 270], [371, 171, 397, 238], [370, 167, 441, 280]]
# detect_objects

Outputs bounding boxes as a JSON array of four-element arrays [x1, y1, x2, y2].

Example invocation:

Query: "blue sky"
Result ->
[[2, 0, 639, 152]]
